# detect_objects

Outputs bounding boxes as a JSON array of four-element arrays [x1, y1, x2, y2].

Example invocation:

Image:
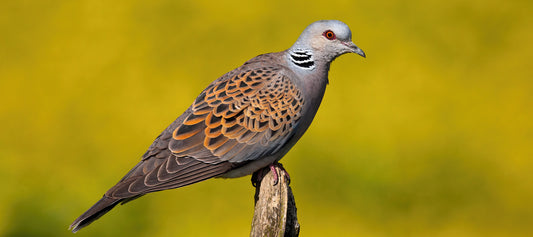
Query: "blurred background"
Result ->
[[1, 0, 532, 236]]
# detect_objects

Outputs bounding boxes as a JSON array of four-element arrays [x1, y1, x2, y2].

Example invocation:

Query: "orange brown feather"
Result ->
[[170, 66, 304, 163]]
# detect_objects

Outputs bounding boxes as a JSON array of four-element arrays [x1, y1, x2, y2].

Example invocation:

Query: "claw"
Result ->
[[275, 162, 290, 185], [251, 168, 263, 187], [251, 162, 291, 187], [269, 164, 279, 185]]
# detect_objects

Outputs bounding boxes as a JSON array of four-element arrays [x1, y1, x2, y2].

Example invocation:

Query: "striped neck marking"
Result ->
[[289, 49, 315, 70]]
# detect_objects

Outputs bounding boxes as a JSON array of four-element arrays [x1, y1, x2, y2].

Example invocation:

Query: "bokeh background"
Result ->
[[1, 0, 532, 236]]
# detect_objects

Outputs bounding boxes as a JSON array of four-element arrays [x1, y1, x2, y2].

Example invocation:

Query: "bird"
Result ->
[[69, 19, 365, 233]]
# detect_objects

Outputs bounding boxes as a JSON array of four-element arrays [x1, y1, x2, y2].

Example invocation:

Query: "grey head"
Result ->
[[288, 20, 365, 70]]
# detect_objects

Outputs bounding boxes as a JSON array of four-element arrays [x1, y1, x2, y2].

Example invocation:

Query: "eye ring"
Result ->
[[323, 30, 336, 40]]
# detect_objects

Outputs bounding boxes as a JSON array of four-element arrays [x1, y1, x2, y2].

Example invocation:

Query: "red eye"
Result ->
[[323, 30, 336, 40]]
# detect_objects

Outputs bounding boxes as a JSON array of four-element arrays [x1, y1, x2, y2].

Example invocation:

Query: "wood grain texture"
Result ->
[[250, 164, 300, 237]]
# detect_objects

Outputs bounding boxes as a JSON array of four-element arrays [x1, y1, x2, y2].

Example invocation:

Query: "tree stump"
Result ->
[[250, 164, 300, 237]]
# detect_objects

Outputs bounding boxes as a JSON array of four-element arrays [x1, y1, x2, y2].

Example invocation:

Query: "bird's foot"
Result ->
[[269, 162, 291, 185], [251, 162, 290, 187]]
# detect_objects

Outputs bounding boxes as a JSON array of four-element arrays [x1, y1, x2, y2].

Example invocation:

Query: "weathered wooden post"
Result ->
[[250, 164, 300, 237]]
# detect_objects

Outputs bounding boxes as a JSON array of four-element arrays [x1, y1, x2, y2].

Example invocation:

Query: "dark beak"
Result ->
[[344, 41, 366, 58]]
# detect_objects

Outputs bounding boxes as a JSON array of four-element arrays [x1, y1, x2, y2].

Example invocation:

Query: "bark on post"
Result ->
[[250, 165, 300, 237]]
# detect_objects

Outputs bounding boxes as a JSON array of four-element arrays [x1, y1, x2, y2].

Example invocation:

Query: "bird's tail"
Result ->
[[69, 196, 122, 233]]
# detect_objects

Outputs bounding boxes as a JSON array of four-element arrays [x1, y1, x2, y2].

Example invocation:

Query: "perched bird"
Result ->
[[70, 20, 365, 233]]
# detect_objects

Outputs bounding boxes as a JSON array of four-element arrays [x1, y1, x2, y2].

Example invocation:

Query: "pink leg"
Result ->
[[252, 162, 291, 187], [269, 163, 279, 185]]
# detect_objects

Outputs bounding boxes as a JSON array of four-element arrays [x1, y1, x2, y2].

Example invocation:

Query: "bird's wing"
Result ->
[[105, 65, 304, 199], [171, 66, 304, 163]]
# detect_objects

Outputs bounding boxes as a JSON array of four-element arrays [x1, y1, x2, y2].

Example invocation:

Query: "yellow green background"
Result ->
[[1, 0, 532, 236]]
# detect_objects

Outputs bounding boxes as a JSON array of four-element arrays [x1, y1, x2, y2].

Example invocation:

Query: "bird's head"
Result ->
[[290, 20, 365, 64]]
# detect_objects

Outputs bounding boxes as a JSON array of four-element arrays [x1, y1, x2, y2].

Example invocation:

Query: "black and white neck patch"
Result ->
[[289, 49, 315, 70]]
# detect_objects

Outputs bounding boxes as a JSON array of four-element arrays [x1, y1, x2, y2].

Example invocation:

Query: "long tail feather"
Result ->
[[69, 196, 121, 233]]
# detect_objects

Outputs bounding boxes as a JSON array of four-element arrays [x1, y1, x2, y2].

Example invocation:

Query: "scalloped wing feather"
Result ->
[[169, 66, 304, 163]]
